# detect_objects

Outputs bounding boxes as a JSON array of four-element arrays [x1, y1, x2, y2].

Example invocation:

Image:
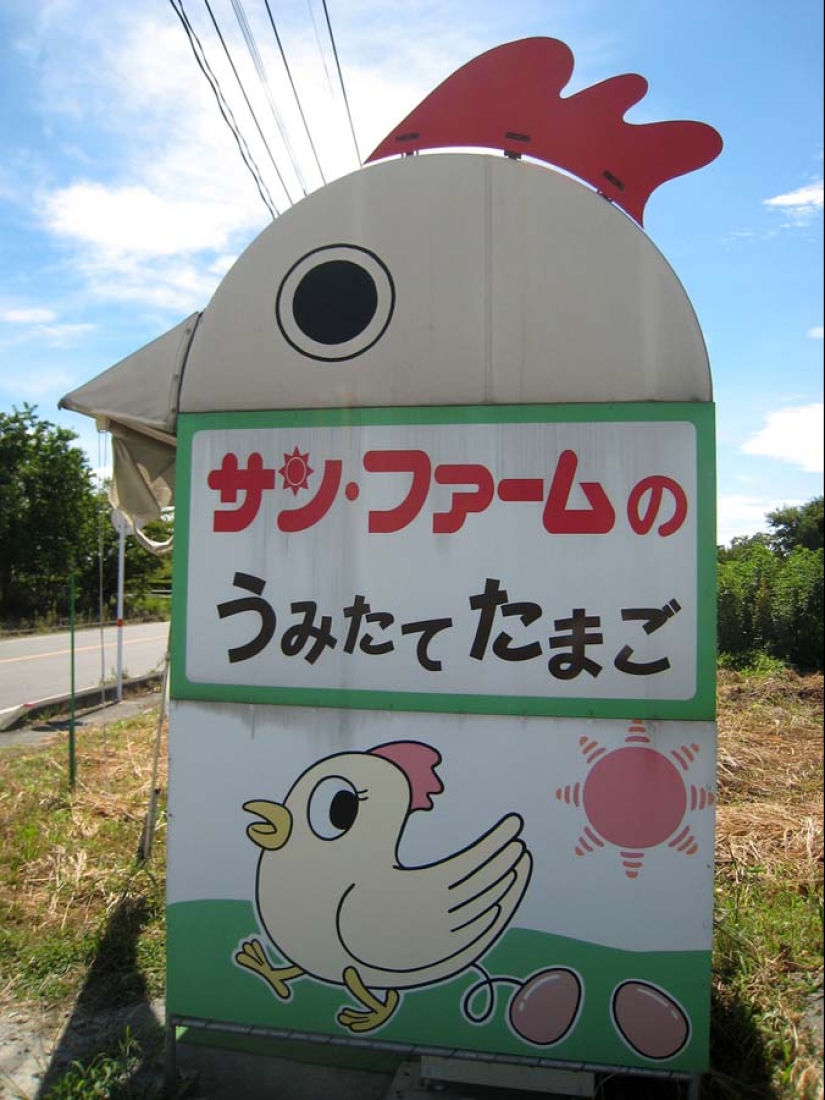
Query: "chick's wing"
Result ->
[[336, 814, 531, 980]]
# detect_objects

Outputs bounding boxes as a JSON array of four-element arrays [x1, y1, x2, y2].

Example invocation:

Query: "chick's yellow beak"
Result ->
[[243, 800, 293, 851]]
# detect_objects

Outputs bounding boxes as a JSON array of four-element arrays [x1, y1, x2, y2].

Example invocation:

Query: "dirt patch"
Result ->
[[0, 996, 165, 1099]]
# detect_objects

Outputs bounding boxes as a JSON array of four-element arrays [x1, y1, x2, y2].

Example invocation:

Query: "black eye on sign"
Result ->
[[276, 244, 395, 361], [307, 775, 361, 840]]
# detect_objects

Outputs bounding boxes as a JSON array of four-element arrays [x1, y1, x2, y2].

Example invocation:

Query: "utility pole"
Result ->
[[111, 509, 129, 702]]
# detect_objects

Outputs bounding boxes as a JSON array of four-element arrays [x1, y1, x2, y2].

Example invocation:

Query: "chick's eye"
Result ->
[[307, 775, 362, 840], [276, 244, 395, 362]]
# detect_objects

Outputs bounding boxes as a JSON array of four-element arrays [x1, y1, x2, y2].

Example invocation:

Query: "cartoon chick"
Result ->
[[236, 741, 532, 1033]]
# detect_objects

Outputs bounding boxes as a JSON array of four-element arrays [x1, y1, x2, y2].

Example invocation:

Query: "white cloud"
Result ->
[[764, 181, 823, 210], [37, 322, 97, 345], [763, 180, 823, 225], [808, 326, 824, 339], [0, 307, 58, 324], [0, 307, 96, 347], [25, 5, 443, 314], [0, 365, 74, 402], [741, 404, 824, 473], [26, 11, 274, 313], [0, 301, 97, 352], [73, 254, 228, 314], [716, 493, 806, 547], [41, 182, 255, 260]]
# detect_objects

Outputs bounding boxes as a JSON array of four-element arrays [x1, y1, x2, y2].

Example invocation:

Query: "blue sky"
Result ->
[[1, 0, 822, 546]]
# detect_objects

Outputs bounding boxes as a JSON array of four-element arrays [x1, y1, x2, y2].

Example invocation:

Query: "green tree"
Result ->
[[769, 547, 824, 671], [765, 496, 824, 556], [718, 498, 824, 671], [80, 499, 173, 620], [0, 408, 173, 624], [717, 537, 778, 660], [0, 405, 96, 620]]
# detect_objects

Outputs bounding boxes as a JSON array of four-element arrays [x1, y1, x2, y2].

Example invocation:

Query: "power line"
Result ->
[[306, 0, 334, 94], [320, 0, 361, 165], [230, 0, 310, 196], [202, 0, 296, 207], [168, 0, 279, 220], [263, 0, 327, 186]]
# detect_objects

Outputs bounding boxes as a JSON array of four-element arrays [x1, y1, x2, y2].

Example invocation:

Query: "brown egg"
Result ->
[[508, 967, 582, 1045], [611, 981, 690, 1060]]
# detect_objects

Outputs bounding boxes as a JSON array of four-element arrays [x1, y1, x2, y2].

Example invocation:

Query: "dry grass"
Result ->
[[0, 712, 168, 1007], [716, 670, 822, 878], [712, 670, 823, 1100], [716, 672, 823, 882]]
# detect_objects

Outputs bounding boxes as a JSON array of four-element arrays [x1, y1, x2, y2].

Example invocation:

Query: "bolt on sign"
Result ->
[[61, 36, 722, 1087]]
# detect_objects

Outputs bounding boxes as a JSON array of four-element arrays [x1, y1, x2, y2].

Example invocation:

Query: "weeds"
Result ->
[[717, 651, 790, 677], [41, 1028, 145, 1100], [0, 715, 167, 1007]]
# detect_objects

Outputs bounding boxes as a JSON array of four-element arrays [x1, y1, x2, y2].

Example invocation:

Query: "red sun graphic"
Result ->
[[555, 720, 715, 879], [278, 448, 313, 495]]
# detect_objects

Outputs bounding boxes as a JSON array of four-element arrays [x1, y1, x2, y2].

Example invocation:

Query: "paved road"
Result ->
[[0, 621, 170, 715]]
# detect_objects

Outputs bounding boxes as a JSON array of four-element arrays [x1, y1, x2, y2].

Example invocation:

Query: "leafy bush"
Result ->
[[769, 547, 824, 672], [716, 649, 787, 675], [717, 499, 823, 672], [718, 538, 778, 657]]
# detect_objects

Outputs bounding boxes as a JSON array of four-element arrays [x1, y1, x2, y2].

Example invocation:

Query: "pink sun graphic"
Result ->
[[556, 720, 715, 879], [278, 447, 313, 495]]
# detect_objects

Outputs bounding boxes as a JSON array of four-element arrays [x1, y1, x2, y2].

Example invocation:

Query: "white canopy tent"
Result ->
[[59, 312, 200, 546]]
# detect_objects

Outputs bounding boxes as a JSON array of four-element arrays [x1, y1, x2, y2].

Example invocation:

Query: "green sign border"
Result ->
[[171, 403, 716, 720]]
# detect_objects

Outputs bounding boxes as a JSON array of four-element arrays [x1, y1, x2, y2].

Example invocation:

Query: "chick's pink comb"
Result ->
[[370, 741, 444, 811], [366, 37, 722, 226]]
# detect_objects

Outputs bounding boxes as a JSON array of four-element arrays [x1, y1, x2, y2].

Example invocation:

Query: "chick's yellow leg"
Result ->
[[235, 938, 303, 999], [337, 967, 400, 1033]]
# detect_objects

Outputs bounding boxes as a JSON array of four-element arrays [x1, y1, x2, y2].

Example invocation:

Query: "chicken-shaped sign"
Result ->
[[61, 34, 721, 1082], [237, 741, 531, 1032]]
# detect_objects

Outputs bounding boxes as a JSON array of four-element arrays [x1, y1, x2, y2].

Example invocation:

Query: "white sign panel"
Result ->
[[173, 405, 715, 719]]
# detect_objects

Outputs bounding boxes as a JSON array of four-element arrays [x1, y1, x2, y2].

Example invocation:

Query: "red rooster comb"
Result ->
[[366, 37, 722, 226]]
